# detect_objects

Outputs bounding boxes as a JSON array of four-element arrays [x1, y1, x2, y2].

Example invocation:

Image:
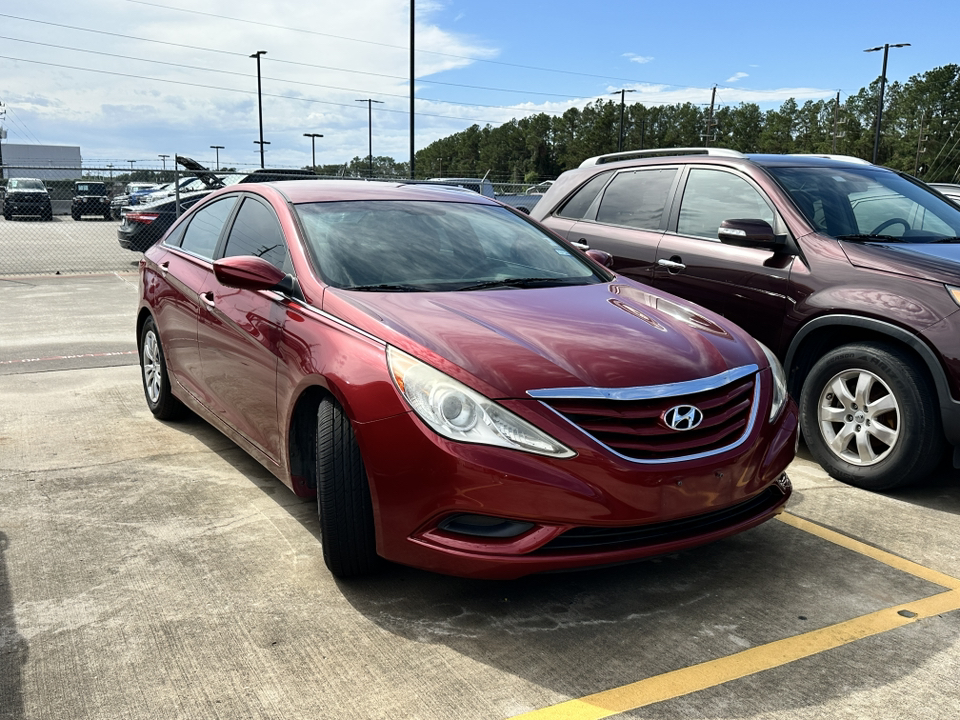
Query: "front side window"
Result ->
[[596, 168, 676, 230], [222, 197, 288, 270], [677, 169, 775, 239], [180, 196, 238, 260], [296, 200, 607, 291]]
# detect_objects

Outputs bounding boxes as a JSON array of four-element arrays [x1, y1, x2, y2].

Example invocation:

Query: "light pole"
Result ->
[[303, 133, 323, 170], [611, 89, 635, 152], [254, 140, 271, 164], [250, 50, 267, 169], [158, 154, 169, 180], [127, 160, 135, 177], [210, 145, 224, 171], [864, 43, 910, 164], [356, 98, 384, 177]]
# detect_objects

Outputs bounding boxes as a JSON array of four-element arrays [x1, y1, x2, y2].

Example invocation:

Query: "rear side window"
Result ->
[[222, 197, 288, 270], [556, 171, 613, 219], [678, 169, 775, 239], [180, 196, 238, 260], [596, 168, 676, 230]]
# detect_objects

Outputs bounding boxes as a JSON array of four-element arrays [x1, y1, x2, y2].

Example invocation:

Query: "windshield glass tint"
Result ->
[[296, 200, 603, 291], [9, 179, 44, 190], [769, 165, 960, 241]]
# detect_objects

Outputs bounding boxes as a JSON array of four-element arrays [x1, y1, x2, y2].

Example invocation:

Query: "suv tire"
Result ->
[[799, 342, 944, 490]]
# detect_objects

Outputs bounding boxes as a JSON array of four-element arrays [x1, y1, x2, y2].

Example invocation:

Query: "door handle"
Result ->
[[158, 261, 169, 277], [570, 239, 590, 250], [199, 291, 215, 309], [657, 258, 686, 272]]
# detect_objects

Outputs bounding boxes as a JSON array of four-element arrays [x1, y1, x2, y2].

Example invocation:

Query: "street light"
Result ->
[[250, 50, 267, 169], [210, 145, 224, 171], [158, 154, 169, 180], [356, 98, 385, 177], [127, 160, 136, 175], [303, 133, 323, 170], [864, 43, 910, 164], [611, 89, 636, 152]]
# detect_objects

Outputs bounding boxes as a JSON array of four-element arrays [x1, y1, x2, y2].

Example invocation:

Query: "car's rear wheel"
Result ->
[[72, 212, 80, 221], [799, 342, 944, 490], [139, 317, 188, 420], [316, 397, 380, 577]]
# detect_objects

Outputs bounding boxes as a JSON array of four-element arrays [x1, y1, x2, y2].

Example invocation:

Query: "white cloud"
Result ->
[[623, 53, 654, 64], [726, 72, 749, 83]]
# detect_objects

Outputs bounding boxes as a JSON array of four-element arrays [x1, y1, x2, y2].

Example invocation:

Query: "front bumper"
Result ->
[[353, 397, 798, 579]]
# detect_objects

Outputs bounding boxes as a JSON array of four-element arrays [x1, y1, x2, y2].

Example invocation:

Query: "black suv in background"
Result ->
[[3, 178, 53, 221], [71, 181, 112, 220], [532, 148, 960, 491]]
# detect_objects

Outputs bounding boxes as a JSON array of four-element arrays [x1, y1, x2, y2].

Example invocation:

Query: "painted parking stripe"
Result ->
[[0, 350, 138, 365], [509, 513, 960, 720]]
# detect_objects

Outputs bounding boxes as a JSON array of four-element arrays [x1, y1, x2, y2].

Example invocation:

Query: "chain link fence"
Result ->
[[0, 165, 549, 277]]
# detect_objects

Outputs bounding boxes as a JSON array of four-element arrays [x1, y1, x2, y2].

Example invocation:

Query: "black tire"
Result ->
[[103, 212, 112, 220], [42, 206, 53, 221], [2, 212, 10, 221], [72, 212, 81, 221], [799, 342, 944, 490], [139, 317, 188, 420], [316, 398, 380, 577]]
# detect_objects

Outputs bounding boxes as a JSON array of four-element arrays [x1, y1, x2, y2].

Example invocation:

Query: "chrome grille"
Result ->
[[530, 365, 760, 463]]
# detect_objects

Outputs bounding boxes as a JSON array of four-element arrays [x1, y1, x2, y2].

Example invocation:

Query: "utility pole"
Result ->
[[158, 154, 169, 180], [865, 43, 910, 164], [702, 85, 718, 146], [611, 89, 635, 152], [914, 111, 927, 176], [410, 0, 415, 178], [303, 133, 323, 170], [355, 99, 384, 177], [0, 101, 5, 181], [832, 92, 841, 153]]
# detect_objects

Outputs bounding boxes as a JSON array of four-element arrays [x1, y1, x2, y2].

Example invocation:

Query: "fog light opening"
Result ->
[[438, 514, 535, 538]]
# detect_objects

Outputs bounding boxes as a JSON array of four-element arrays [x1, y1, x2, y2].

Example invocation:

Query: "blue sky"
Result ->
[[0, 0, 952, 172]]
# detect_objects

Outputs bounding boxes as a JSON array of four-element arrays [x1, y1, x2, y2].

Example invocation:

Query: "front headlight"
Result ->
[[757, 342, 787, 422], [387, 346, 575, 458]]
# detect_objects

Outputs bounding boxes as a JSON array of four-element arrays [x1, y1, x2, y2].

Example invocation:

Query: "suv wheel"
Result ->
[[799, 342, 944, 490]]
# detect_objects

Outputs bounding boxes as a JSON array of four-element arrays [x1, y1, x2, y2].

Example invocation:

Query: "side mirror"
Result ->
[[214, 255, 292, 293], [717, 219, 778, 246], [586, 248, 614, 268]]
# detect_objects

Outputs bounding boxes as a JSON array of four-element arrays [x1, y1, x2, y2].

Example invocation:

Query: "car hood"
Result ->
[[331, 281, 760, 398], [840, 241, 960, 285]]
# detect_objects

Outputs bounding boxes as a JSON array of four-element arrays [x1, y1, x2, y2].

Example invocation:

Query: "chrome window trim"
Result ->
[[530, 365, 762, 465], [527, 364, 758, 400]]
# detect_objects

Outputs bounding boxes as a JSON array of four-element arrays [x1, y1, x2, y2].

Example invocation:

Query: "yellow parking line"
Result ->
[[509, 513, 960, 720]]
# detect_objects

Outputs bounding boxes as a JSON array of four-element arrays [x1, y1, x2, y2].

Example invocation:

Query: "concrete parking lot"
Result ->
[[1, 272, 958, 720]]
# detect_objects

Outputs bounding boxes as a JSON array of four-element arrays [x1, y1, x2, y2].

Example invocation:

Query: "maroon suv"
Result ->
[[532, 149, 960, 491]]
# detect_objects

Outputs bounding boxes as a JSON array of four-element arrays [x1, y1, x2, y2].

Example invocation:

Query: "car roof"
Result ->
[[264, 179, 501, 205]]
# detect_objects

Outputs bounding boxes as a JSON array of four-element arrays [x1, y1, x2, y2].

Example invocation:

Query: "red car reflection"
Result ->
[[137, 180, 797, 579]]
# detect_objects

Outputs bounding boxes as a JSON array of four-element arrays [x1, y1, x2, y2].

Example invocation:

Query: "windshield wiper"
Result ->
[[345, 283, 424, 292], [835, 234, 907, 243], [926, 237, 960, 244], [457, 277, 571, 291]]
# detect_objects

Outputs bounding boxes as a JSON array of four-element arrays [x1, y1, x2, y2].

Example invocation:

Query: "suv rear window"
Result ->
[[556, 171, 613, 220]]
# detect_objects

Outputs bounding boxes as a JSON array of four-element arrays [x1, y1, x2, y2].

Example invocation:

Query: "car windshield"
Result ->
[[9, 179, 44, 190], [296, 200, 605, 291], [76, 183, 106, 194], [768, 165, 960, 243]]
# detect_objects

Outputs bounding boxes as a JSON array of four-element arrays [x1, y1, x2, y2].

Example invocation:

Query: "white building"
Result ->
[[0, 143, 82, 180]]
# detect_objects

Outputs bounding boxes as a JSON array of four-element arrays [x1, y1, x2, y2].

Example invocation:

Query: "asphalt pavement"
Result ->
[[1, 272, 958, 720]]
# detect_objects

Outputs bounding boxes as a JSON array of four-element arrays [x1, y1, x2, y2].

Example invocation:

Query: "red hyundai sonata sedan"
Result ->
[[137, 180, 797, 579]]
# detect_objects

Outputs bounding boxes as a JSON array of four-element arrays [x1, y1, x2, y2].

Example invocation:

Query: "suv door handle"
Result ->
[[657, 258, 686, 272], [199, 291, 215, 309], [570, 239, 590, 250]]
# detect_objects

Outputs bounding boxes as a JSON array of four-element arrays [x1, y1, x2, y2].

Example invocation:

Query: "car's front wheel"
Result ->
[[139, 317, 188, 420], [316, 397, 380, 577], [799, 342, 944, 490]]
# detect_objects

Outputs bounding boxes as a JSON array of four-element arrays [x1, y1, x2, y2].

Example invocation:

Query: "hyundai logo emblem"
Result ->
[[663, 404, 704, 431]]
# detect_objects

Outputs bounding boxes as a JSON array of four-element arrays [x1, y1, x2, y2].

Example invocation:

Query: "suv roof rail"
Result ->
[[786, 153, 873, 165], [579, 147, 746, 168]]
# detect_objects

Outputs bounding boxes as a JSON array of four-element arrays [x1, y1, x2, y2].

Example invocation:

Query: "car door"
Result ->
[[653, 166, 794, 351], [150, 196, 238, 405], [561, 167, 678, 284], [197, 194, 290, 464]]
